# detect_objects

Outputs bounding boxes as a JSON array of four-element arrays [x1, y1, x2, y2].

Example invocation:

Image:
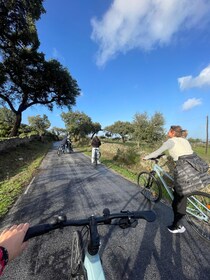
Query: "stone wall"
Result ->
[[0, 137, 34, 152]]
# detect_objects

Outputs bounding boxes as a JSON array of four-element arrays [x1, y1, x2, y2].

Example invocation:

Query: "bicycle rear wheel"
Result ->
[[70, 231, 87, 279], [186, 191, 210, 242], [137, 171, 162, 202]]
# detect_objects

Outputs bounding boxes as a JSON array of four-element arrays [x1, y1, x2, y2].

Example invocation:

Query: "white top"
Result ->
[[144, 137, 193, 161]]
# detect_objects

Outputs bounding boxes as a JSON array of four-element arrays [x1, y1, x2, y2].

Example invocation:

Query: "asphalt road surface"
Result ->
[[0, 143, 209, 280]]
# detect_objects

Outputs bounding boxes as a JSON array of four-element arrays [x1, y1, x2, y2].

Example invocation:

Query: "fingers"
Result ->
[[1, 223, 29, 237], [9, 225, 18, 231], [16, 223, 29, 232]]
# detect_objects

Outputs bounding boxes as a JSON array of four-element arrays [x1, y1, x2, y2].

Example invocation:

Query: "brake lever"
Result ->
[[50, 213, 67, 226], [118, 218, 138, 229]]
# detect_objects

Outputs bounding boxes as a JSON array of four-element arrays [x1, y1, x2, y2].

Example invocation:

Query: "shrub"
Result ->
[[113, 147, 138, 165]]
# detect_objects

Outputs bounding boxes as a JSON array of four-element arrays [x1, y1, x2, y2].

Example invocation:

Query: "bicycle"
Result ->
[[57, 144, 66, 156], [24, 208, 156, 279], [92, 148, 101, 166], [137, 154, 210, 241]]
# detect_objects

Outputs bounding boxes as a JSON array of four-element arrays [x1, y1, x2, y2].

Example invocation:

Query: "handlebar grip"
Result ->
[[24, 224, 53, 242], [134, 211, 156, 222]]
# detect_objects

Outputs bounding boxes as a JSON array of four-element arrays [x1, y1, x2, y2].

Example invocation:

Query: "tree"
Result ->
[[132, 112, 165, 146], [0, 1, 80, 136], [0, 107, 15, 137], [51, 127, 67, 136], [105, 121, 134, 142], [28, 114, 50, 136], [148, 112, 165, 143], [0, 107, 15, 124], [90, 122, 102, 139], [61, 111, 101, 141], [0, 0, 45, 53]]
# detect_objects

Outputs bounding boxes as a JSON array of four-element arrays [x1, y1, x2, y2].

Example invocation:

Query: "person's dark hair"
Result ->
[[181, 129, 188, 138], [170, 125, 182, 137]]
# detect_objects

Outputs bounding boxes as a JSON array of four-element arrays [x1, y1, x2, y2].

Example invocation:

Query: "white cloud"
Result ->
[[178, 65, 210, 90], [91, 0, 210, 66], [182, 98, 202, 111]]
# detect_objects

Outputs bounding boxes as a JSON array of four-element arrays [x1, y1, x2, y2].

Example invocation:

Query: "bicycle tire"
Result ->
[[57, 147, 61, 156], [186, 191, 210, 242], [137, 171, 162, 203], [70, 231, 87, 279]]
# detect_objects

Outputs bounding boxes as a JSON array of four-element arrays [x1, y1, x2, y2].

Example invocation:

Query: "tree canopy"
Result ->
[[28, 114, 51, 136], [0, 0, 80, 136], [61, 111, 101, 141], [132, 112, 165, 145], [104, 121, 134, 142]]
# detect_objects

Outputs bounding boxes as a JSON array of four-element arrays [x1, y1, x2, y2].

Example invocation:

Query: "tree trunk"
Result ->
[[10, 112, 22, 136]]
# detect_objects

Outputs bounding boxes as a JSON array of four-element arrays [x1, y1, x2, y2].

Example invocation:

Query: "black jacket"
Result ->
[[91, 137, 101, 148], [174, 153, 210, 195]]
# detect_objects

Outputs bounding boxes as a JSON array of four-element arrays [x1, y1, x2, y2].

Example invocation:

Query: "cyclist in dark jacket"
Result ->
[[91, 136, 101, 163]]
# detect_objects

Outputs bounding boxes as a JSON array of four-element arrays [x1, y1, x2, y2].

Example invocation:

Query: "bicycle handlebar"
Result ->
[[149, 153, 166, 162], [24, 209, 156, 242]]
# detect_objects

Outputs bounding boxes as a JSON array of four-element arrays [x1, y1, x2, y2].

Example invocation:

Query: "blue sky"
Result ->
[[22, 0, 210, 140]]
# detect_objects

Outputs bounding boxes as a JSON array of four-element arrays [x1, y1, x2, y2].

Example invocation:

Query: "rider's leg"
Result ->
[[168, 191, 187, 233], [91, 148, 95, 163], [172, 191, 187, 226]]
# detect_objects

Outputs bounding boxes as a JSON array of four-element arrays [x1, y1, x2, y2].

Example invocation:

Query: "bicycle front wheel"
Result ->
[[70, 231, 86, 279], [137, 171, 162, 203], [186, 191, 210, 242]]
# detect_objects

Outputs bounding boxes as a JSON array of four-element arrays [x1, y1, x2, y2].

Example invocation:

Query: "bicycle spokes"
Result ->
[[186, 192, 210, 241]]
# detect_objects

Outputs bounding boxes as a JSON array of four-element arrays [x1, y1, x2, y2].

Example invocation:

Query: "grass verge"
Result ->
[[0, 141, 51, 219]]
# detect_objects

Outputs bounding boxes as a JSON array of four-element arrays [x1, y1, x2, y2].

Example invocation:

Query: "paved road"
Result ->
[[0, 143, 209, 280]]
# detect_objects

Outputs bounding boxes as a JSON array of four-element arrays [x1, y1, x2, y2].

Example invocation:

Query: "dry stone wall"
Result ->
[[0, 137, 34, 152]]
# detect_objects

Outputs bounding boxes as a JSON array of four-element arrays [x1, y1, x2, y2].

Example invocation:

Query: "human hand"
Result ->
[[0, 223, 29, 261]]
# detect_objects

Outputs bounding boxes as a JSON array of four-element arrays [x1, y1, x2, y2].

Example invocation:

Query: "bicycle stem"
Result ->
[[88, 216, 100, 256]]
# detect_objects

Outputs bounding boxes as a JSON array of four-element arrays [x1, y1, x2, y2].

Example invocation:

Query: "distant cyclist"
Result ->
[[66, 136, 73, 152], [91, 136, 101, 164]]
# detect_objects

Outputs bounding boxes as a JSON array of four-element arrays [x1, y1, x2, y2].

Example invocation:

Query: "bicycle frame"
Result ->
[[153, 164, 174, 200], [84, 252, 105, 280]]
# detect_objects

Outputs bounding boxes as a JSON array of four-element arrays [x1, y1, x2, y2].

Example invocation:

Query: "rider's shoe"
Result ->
[[167, 225, 186, 233]]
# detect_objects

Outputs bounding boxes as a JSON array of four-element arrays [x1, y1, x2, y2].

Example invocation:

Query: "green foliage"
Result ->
[[113, 147, 139, 165], [0, 0, 45, 53], [132, 112, 165, 146], [0, 107, 15, 136], [91, 122, 102, 138], [104, 121, 134, 142], [0, 140, 51, 218], [0, 1, 80, 136], [61, 111, 101, 141], [28, 114, 50, 136], [51, 127, 67, 136]]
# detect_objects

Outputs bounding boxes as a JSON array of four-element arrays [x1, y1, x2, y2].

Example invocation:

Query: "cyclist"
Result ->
[[143, 125, 209, 234], [66, 136, 73, 152], [91, 136, 101, 164], [0, 223, 29, 276]]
